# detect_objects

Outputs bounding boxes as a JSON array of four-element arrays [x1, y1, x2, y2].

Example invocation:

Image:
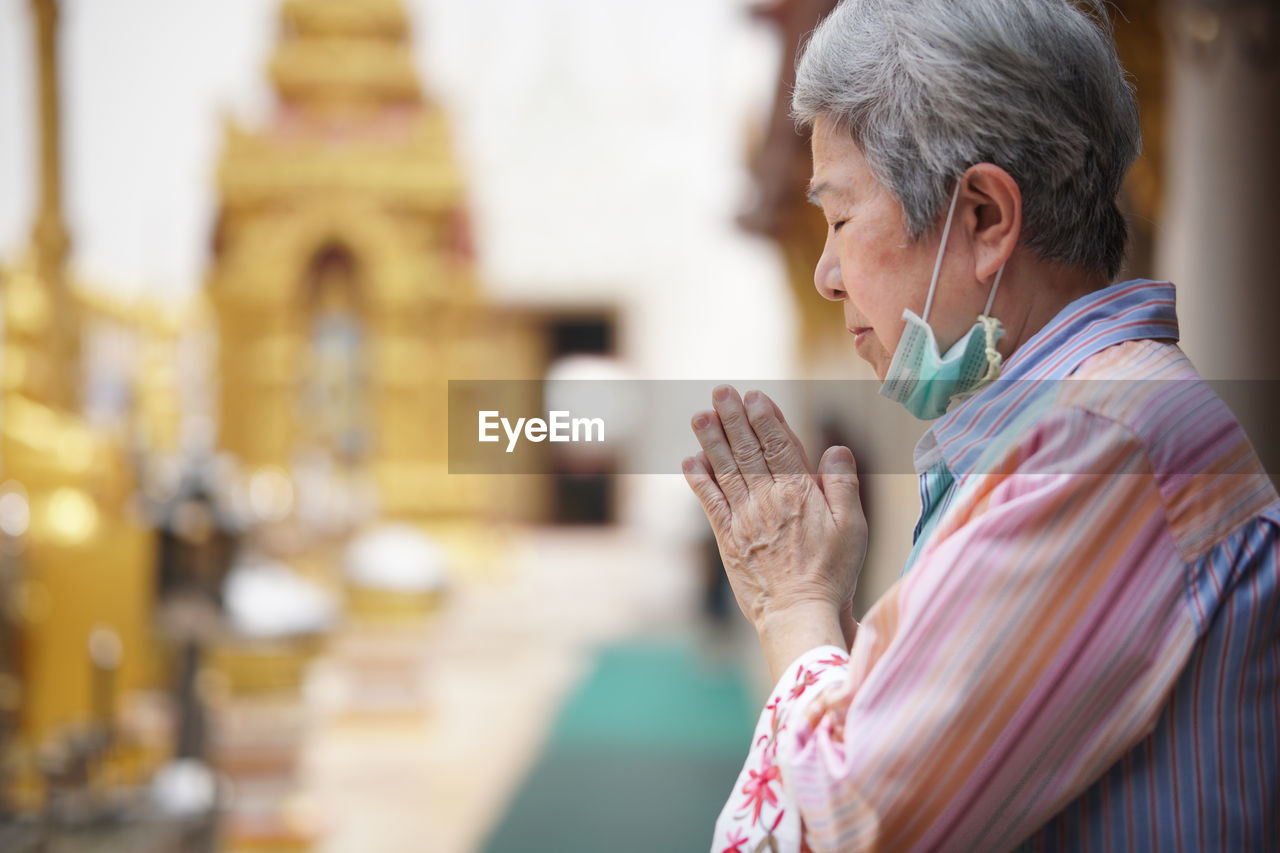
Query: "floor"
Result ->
[[292, 527, 759, 853], [481, 638, 755, 853]]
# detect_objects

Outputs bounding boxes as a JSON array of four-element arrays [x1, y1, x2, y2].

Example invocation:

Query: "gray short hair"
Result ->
[[793, 0, 1139, 278]]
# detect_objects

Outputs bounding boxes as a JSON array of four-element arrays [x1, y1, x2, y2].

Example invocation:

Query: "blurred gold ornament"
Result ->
[[270, 37, 421, 107], [1, 0, 158, 750], [3, 269, 52, 335], [40, 488, 99, 548], [207, 638, 323, 695], [281, 0, 409, 38], [208, 0, 544, 524]]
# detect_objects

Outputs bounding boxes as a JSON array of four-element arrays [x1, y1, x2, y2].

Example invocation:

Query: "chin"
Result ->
[[856, 354, 890, 382], [855, 336, 891, 379]]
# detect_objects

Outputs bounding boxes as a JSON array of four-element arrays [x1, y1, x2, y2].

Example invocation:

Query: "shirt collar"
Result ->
[[917, 279, 1180, 477]]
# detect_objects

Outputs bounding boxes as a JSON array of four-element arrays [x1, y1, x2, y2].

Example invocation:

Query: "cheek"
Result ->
[[855, 243, 924, 330], [846, 260, 909, 329], [844, 229, 909, 291]]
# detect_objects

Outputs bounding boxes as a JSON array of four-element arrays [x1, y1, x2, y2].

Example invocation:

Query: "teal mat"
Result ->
[[482, 638, 756, 853]]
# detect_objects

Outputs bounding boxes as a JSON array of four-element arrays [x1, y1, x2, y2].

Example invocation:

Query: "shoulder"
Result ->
[[1053, 339, 1277, 562], [1054, 338, 1204, 455]]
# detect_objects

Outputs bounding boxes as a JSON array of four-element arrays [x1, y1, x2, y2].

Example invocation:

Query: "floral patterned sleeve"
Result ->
[[711, 645, 850, 853]]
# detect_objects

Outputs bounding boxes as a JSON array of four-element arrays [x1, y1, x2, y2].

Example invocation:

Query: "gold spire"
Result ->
[[270, 0, 422, 110], [281, 0, 410, 38], [5, 0, 79, 410], [30, 0, 67, 270]]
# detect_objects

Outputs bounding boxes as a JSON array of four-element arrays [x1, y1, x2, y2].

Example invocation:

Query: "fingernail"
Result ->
[[692, 413, 710, 430], [743, 389, 760, 406], [681, 456, 695, 473], [712, 385, 731, 403]]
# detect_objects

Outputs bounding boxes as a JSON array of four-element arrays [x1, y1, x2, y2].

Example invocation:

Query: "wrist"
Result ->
[[840, 602, 859, 649], [757, 600, 845, 683]]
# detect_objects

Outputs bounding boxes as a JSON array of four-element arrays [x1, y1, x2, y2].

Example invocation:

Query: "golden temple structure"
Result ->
[[207, 0, 542, 525], [1, 0, 155, 750]]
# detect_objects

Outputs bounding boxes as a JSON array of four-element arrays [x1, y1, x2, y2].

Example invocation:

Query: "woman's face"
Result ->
[[809, 116, 973, 379]]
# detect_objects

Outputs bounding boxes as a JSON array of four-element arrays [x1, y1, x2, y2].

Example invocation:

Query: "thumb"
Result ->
[[818, 445, 860, 523]]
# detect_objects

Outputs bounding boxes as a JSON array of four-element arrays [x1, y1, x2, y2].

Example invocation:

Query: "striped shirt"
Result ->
[[711, 280, 1280, 852]]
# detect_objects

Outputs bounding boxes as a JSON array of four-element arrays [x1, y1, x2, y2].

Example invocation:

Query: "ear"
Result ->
[[958, 163, 1021, 283]]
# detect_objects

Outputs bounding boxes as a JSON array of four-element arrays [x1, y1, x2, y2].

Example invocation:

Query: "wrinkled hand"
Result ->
[[683, 386, 868, 676]]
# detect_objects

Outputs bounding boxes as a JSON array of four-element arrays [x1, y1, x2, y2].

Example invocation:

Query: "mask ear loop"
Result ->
[[921, 181, 962, 324], [977, 262, 1007, 382]]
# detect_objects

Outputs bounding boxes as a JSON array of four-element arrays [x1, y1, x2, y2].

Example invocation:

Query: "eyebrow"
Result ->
[[806, 181, 831, 207]]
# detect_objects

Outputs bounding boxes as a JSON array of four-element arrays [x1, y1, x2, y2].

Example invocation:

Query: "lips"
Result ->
[[849, 326, 873, 345]]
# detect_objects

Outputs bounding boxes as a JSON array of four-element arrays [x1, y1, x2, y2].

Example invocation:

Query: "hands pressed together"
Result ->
[[683, 385, 869, 680]]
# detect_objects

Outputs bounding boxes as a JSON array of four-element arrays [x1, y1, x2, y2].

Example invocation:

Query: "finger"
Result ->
[[818, 446, 861, 525], [694, 451, 718, 486], [691, 409, 750, 507], [744, 390, 809, 478], [711, 385, 772, 489], [804, 689, 841, 733], [829, 708, 847, 744], [805, 681, 854, 738], [682, 454, 732, 534], [761, 392, 815, 476]]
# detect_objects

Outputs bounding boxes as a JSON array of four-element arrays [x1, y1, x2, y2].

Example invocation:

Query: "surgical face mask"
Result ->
[[879, 182, 1006, 420]]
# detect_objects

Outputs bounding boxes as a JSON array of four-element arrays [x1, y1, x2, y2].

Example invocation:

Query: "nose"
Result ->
[[813, 236, 846, 302]]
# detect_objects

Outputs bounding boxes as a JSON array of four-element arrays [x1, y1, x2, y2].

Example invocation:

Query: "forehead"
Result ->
[[808, 116, 878, 204]]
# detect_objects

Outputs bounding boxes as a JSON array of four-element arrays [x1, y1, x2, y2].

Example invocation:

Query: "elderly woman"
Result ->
[[683, 1, 1280, 851]]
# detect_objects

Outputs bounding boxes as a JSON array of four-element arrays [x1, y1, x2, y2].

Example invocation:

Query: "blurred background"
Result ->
[[0, 0, 1275, 850]]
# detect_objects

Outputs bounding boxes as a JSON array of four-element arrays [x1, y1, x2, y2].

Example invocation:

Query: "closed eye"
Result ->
[[832, 220, 848, 233]]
